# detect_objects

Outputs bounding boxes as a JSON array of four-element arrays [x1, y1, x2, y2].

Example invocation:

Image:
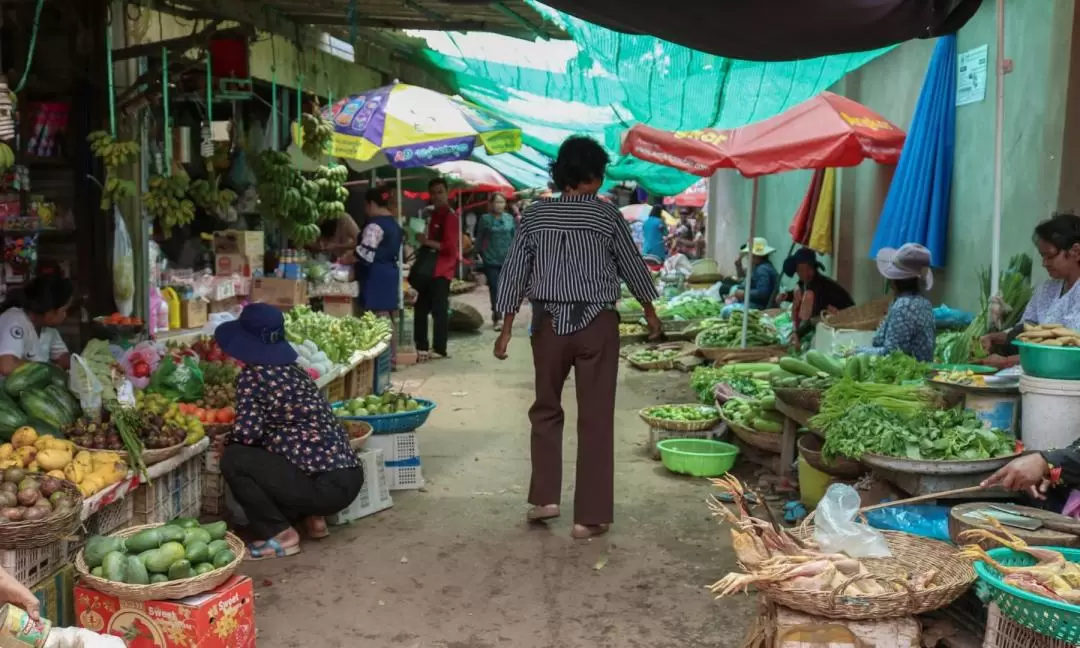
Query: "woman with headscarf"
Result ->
[[979, 211, 1080, 369], [856, 243, 936, 362], [782, 248, 854, 345]]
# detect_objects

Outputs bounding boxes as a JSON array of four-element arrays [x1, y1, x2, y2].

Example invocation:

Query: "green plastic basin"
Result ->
[[1015, 340, 1080, 380], [656, 439, 739, 477]]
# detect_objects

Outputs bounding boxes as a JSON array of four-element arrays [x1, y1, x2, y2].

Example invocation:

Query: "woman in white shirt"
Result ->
[[0, 275, 74, 375], [981, 211, 1080, 369]]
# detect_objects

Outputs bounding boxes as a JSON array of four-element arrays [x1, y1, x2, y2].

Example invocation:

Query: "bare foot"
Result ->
[[527, 504, 560, 521], [304, 516, 329, 539], [571, 524, 610, 539]]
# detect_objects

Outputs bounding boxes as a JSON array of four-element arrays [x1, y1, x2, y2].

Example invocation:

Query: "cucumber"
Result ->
[[845, 357, 862, 381], [726, 363, 779, 374], [806, 351, 845, 378], [858, 354, 872, 379], [751, 418, 783, 434], [779, 357, 819, 378]]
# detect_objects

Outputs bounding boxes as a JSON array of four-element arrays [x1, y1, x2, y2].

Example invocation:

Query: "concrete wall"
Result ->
[[710, 0, 1076, 312]]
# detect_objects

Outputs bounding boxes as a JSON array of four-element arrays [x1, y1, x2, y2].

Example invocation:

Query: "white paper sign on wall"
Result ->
[[957, 44, 989, 107]]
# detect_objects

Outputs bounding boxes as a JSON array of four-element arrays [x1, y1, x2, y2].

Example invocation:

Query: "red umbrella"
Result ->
[[663, 179, 708, 208], [432, 160, 515, 196], [622, 92, 905, 178]]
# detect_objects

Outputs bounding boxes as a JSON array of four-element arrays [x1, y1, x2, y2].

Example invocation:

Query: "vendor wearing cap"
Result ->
[[732, 237, 779, 310], [782, 248, 854, 346], [216, 304, 364, 560], [856, 243, 936, 362]]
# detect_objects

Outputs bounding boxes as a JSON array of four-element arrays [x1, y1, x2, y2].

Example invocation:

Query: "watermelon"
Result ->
[[20, 389, 71, 429], [4, 362, 52, 398], [43, 384, 80, 422], [0, 400, 28, 440]]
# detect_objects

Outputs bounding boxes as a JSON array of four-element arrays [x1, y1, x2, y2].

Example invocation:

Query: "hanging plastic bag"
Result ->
[[112, 207, 135, 316], [146, 356, 205, 403], [68, 354, 104, 421], [812, 484, 892, 558]]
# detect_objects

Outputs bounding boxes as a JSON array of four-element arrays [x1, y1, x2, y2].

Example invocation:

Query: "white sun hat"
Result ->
[[876, 243, 934, 291]]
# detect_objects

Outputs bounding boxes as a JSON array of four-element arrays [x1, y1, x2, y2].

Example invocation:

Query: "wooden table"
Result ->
[[772, 397, 816, 481]]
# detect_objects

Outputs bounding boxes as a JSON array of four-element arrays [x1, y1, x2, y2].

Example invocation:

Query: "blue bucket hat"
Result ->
[[214, 303, 298, 366]]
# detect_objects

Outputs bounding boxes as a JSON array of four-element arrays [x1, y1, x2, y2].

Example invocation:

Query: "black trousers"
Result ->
[[220, 443, 364, 539], [483, 265, 502, 318], [414, 276, 450, 354]]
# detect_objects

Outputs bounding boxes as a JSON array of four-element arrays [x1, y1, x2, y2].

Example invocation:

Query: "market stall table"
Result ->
[[772, 396, 818, 482]]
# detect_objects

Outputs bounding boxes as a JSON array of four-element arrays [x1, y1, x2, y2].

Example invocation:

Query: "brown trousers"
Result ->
[[528, 311, 619, 526]]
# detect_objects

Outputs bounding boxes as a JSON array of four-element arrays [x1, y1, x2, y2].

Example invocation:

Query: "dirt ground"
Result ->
[[245, 292, 754, 647]]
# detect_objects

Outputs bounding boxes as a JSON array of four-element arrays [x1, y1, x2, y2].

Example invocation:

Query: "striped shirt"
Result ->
[[495, 195, 659, 335]]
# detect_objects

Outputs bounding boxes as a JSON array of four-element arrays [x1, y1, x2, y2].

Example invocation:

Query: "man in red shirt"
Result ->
[[414, 177, 459, 360]]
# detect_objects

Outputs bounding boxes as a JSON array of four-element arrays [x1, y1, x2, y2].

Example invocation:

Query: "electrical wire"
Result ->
[[13, 0, 45, 93]]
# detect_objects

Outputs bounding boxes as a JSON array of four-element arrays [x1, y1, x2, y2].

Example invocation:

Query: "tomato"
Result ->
[[216, 409, 232, 423], [132, 361, 151, 378]]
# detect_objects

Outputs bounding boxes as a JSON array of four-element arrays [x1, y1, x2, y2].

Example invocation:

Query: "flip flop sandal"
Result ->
[[246, 539, 301, 561], [417, 351, 431, 362], [715, 492, 760, 505]]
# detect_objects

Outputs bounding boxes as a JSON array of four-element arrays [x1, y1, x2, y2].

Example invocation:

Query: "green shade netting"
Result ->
[[415, 3, 892, 195]]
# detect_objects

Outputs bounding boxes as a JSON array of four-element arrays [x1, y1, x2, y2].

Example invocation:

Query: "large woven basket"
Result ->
[[822, 299, 890, 332], [639, 406, 719, 432], [772, 387, 824, 414], [0, 478, 83, 549], [757, 526, 976, 620], [75, 523, 246, 601], [720, 411, 782, 453], [700, 345, 785, 364], [796, 434, 865, 480], [75, 442, 187, 467]]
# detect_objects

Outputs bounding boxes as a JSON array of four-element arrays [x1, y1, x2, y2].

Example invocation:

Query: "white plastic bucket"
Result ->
[[963, 391, 1020, 434], [1019, 375, 1080, 450]]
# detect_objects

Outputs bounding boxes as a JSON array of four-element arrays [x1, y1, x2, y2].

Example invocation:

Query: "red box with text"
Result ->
[[75, 576, 255, 648]]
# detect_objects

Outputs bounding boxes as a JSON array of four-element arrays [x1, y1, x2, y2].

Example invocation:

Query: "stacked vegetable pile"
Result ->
[[0, 362, 81, 439], [1015, 323, 1080, 347], [695, 310, 779, 348], [619, 323, 647, 337], [641, 404, 719, 423], [655, 294, 724, 321], [691, 363, 775, 405], [334, 391, 424, 417], [936, 254, 1033, 364], [284, 308, 391, 364], [83, 517, 236, 584], [133, 393, 207, 445], [769, 352, 845, 390], [0, 428, 127, 497], [0, 468, 78, 524], [720, 394, 783, 435], [845, 352, 930, 385], [617, 298, 643, 315], [810, 379, 1016, 462], [628, 348, 683, 367]]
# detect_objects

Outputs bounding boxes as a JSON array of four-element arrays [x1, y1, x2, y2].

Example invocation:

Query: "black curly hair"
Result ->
[[550, 136, 609, 192], [1033, 210, 1080, 254]]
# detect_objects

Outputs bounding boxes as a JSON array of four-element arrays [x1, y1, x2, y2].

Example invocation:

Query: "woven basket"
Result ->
[[75, 442, 187, 467], [699, 345, 786, 364], [0, 478, 83, 549], [720, 411, 782, 453], [822, 299, 890, 332], [691, 258, 720, 275], [345, 421, 373, 451], [687, 273, 724, 285], [756, 526, 976, 620], [639, 406, 719, 432], [75, 524, 245, 601], [629, 357, 677, 371], [449, 281, 476, 295], [619, 311, 645, 323], [796, 434, 865, 480], [772, 388, 824, 414]]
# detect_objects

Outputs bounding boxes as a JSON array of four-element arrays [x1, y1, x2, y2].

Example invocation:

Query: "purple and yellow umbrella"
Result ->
[[295, 83, 522, 170]]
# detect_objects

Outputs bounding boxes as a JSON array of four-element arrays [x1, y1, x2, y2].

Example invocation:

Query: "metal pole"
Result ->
[[990, 0, 1005, 297], [741, 177, 759, 348], [397, 167, 405, 343], [458, 193, 464, 279]]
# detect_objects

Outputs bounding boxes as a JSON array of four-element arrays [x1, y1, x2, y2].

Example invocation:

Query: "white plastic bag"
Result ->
[[812, 484, 892, 558], [68, 353, 104, 420], [201, 311, 238, 337], [45, 626, 127, 648], [112, 208, 135, 316]]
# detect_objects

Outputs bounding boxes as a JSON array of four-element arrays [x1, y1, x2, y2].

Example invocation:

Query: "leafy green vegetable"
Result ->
[[862, 352, 930, 385], [695, 310, 778, 348], [810, 378, 940, 431], [656, 295, 724, 321], [691, 364, 775, 404], [644, 404, 718, 421], [284, 307, 391, 363]]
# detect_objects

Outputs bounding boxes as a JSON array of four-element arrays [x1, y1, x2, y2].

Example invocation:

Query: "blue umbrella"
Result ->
[[870, 35, 957, 266]]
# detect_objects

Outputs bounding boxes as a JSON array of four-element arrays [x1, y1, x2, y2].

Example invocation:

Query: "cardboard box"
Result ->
[[212, 229, 264, 258], [209, 297, 239, 314], [76, 575, 255, 648], [322, 295, 354, 318], [180, 300, 208, 329], [214, 253, 251, 278], [32, 564, 75, 627], [251, 277, 307, 309]]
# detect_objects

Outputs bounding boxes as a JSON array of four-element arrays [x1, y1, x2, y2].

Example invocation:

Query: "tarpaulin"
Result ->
[[622, 92, 906, 178], [536, 0, 982, 62]]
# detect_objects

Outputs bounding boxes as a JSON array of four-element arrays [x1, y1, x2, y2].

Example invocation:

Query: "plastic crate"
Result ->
[[328, 449, 392, 525], [366, 432, 419, 463], [1, 542, 64, 587], [202, 472, 227, 517], [64, 497, 134, 560], [346, 359, 375, 399], [386, 457, 424, 490], [326, 376, 346, 403], [985, 603, 1073, 648], [374, 348, 392, 394], [131, 454, 204, 525]]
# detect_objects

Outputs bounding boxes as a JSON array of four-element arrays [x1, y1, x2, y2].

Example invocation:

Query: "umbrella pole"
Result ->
[[990, 0, 1005, 297], [741, 177, 759, 348], [458, 193, 464, 280], [397, 167, 406, 345]]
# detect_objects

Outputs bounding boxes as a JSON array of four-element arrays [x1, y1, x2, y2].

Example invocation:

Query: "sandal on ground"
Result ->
[[246, 538, 301, 561], [571, 524, 610, 540], [527, 505, 560, 522], [304, 516, 329, 539], [432, 352, 450, 360], [417, 351, 431, 362]]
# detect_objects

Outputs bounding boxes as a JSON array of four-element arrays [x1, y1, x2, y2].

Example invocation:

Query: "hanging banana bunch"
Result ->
[[87, 130, 139, 211], [143, 169, 194, 237], [300, 109, 334, 160], [0, 142, 14, 175]]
